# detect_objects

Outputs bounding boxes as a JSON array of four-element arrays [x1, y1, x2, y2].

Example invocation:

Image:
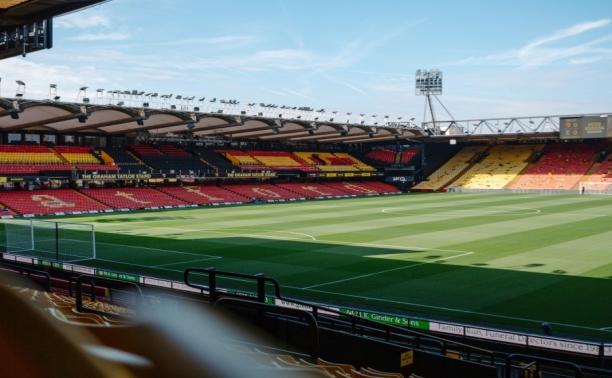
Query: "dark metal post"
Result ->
[[208, 268, 217, 302], [255, 273, 265, 303], [55, 222, 59, 261]]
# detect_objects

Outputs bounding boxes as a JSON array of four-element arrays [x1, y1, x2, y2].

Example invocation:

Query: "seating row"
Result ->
[[0, 181, 400, 215]]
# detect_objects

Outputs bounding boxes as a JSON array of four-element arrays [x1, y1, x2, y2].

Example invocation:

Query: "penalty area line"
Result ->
[[302, 251, 473, 290]]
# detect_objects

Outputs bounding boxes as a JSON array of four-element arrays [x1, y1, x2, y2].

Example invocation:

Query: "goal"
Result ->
[[1, 219, 96, 262], [578, 181, 612, 195]]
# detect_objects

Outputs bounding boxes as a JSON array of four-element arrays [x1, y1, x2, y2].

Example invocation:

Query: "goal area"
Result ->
[[578, 181, 612, 195], [1, 219, 96, 262]]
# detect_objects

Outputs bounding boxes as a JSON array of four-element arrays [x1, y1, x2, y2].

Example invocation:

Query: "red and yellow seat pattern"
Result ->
[[509, 144, 599, 190], [249, 151, 316, 172], [413, 146, 487, 190], [450, 145, 540, 189], [54, 146, 100, 164]]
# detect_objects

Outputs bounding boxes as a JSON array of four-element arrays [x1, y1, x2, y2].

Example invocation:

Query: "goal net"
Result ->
[[578, 181, 612, 195], [1, 219, 96, 262]]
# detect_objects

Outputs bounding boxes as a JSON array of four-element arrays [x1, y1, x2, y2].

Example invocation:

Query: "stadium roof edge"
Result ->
[[0, 97, 426, 144], [0, 0, 108, 29]]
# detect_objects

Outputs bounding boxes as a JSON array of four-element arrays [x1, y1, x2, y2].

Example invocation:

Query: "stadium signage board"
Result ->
[[429, 321, 464, 335], [80, 173, 152, 180], [95, 269, 141, 283], [560, 116, 610, 139], [226, 172, 276, 178], [605, 345, 612, 357], [527, 336, 600, 356], [340, 308, 412, 327], [306, 172, 377, 178], [465, 327, 527, 345]]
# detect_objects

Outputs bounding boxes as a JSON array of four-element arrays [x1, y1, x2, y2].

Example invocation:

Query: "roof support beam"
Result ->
[[288, 131, 341, 141], [2, 113, 80, 132], [57, 116, 136, 133]]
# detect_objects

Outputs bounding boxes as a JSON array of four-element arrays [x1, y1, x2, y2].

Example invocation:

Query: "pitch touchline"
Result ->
[[302, 252, 474, 290], [284, 285, 611, 333]]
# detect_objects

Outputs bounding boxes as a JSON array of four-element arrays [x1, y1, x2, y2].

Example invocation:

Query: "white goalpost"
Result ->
[[1, 219, 96, 261], [578, 181, 612, 195]]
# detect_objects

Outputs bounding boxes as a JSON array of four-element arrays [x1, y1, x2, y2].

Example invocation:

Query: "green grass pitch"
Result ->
[[2, 192, 612, 340]]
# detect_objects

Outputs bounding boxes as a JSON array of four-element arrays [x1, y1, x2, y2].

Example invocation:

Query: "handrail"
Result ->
[[75, 274, 142, 318], [183, 267, 497, 362], [0, 262, 51, 291], [215, 297, 320, 358], [505, 353, 583, 378], [184, 267, 282, 302]]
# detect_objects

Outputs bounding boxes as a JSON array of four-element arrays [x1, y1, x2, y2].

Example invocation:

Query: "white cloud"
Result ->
[[71, 33, 131, 42], [56, 13, 111, 29], [521, 19, 610, 53], [448, 18, 612, 68]]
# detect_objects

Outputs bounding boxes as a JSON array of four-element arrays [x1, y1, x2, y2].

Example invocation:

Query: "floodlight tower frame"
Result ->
[[415, 69, 453, 132]]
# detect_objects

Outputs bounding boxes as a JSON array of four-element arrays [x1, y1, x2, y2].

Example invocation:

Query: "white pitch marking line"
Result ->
[[283, 285, 612, 333], [122, 225, 317, 242], [153, 256, 222, 268], [381, 206, 542, 216], [93, 240, 221, 259], [302, 251, 474, 290]]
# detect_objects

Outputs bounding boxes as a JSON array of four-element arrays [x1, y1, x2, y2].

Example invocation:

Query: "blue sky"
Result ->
[[1, 0, 611, 121]]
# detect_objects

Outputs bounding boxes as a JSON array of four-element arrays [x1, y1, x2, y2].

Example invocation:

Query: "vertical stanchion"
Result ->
[[256, 273, 265, 303], [55, 222, 59, 261]]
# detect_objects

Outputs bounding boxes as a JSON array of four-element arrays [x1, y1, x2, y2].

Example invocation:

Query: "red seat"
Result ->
[[0, 189, 109, 215], [157, 186, 250, 204], [80, 188, 186, 209], [222, 184, 301, 200]]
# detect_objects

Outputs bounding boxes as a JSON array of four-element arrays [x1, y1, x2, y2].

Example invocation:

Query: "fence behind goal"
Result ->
[[1, 219, 96, 262], [579, 181, 612, 195]]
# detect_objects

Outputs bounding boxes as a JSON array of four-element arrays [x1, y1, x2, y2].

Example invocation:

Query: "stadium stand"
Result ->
[[421, 143, 462, 178], [0, 189, 109, 215], [275, 182, 352, 198], [412, 145, 486, 190], [249, 150, 317, 172], [449, 144, 540, 190], [130, 144, 210, 174], [356, 180, 402, 194], [587, 152, 612, 183], [80, 187, 186, 209], [157, 185, 251, 204], [323, 181, 379, 195], [103, 146, 150, 173], [54, 146, 100, 165], [0, 144, 63, 164], [190, 147, 238, 173], [509, 143, 600, 190], [294, 151, 375, 172], [366, 148, 396, 164], [223, 183, 302, 200], [0, 145, 119, 174], [400, 148, 419, 164], [219, 149, 269, 170]]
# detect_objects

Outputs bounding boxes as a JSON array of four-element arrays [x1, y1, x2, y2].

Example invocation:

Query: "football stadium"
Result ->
[[0, 1, 611, 377]]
